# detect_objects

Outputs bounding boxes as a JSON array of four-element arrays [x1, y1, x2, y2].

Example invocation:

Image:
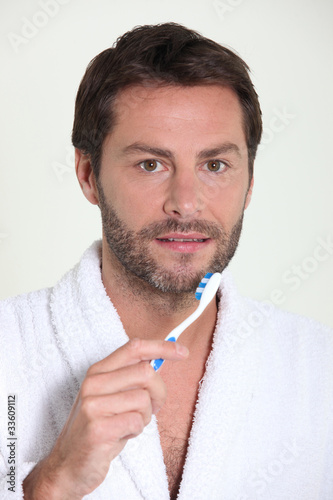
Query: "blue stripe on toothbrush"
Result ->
[[195, 272, 213, 300], [151, 337, 176, 371]]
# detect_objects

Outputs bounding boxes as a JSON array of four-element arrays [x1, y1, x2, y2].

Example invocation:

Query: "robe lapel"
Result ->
[[119, 415, 170, 500], [178, 273, 260, 499]]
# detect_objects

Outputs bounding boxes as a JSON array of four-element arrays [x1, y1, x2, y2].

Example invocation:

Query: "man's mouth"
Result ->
[[157, 238, 206, 242], [154, 233, 211, 253]]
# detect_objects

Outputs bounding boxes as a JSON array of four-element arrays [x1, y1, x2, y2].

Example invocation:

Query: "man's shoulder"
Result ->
[[0, 286, 52, 315], [221, 270, 333, 342], [0, 286, 53, 342], [251, 296, 331, 333], [238, 294, 333, 363]]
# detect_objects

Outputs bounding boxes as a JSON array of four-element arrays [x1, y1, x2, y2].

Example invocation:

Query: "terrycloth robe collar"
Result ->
[[50, 240, 259, 499]]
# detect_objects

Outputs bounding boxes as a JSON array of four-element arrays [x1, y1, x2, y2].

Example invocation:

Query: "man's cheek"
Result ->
[[201, 182, 221, 201]]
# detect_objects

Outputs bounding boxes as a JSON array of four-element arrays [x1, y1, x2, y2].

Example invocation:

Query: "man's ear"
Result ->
[[244, 176, 254, 210], [75, 148, 99, 205]]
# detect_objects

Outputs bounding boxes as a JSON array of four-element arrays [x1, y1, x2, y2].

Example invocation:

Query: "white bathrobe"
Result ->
[[0, 241, 332, 500]]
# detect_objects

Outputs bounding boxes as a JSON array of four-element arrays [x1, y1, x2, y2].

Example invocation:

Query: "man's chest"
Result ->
[[158, 400, 195, 499], [157, 368, 202, 499]]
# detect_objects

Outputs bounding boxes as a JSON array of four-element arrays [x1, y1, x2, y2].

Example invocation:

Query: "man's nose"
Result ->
[[163, 169, 203, 218]]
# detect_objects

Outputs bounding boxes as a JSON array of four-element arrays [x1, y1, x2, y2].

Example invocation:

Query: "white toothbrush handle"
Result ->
[[150, 303, 204, 371], [164, 305, 203, 342]]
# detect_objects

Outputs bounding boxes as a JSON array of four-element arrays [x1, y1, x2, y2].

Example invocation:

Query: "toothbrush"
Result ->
[[150, 272, 222, 371]]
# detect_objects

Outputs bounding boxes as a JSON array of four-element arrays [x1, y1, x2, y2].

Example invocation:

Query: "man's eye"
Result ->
[[139, 160, 163, 172], [205, 160, 227, 172]]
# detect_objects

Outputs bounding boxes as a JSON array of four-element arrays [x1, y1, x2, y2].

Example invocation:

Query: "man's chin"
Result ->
[[142, 266, 208, 295]]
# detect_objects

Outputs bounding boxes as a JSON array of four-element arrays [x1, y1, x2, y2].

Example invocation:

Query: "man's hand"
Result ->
[[23, 338, 189, 500]]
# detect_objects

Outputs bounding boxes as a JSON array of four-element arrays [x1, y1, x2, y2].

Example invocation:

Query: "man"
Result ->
[[1, 23, 332, 500]]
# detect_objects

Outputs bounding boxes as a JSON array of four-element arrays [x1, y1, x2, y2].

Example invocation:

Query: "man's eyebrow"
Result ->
[[197, 143, 242, 160], [121, 141, 242, 160], [122, 143, 175, 160]]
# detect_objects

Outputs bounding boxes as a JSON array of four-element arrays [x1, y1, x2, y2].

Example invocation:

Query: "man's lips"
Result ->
[[155, 233, 211, 253], [156, 233, 209, 242]]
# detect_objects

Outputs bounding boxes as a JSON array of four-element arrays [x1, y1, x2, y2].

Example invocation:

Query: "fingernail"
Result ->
[[176, 344, 189, 357]]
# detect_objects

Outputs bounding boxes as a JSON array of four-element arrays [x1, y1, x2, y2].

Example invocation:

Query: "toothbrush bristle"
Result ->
[[195, 272, 213, 300]]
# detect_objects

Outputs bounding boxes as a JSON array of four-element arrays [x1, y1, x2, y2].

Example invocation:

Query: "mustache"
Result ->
[[138, 218, 224, 240]]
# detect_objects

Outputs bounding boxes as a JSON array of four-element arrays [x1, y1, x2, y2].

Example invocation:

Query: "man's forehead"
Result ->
[[113, 83, 243, 117], [111, 84, 244, 131]]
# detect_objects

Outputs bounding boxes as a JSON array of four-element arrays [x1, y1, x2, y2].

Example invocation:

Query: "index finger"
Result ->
[[88, 338, 189, 375]]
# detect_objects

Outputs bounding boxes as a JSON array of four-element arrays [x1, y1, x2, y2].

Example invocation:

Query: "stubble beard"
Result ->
[[97, 183, 244, 296]]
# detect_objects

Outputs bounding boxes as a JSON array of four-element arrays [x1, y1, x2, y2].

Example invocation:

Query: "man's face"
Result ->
[[96, 84, 253, 293]]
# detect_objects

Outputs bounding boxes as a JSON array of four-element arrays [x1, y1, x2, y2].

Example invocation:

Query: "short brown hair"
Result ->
[[72, 23, 262, 179]]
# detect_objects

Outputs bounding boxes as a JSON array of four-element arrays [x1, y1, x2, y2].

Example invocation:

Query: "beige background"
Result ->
[[1, 0, 333, 327]]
